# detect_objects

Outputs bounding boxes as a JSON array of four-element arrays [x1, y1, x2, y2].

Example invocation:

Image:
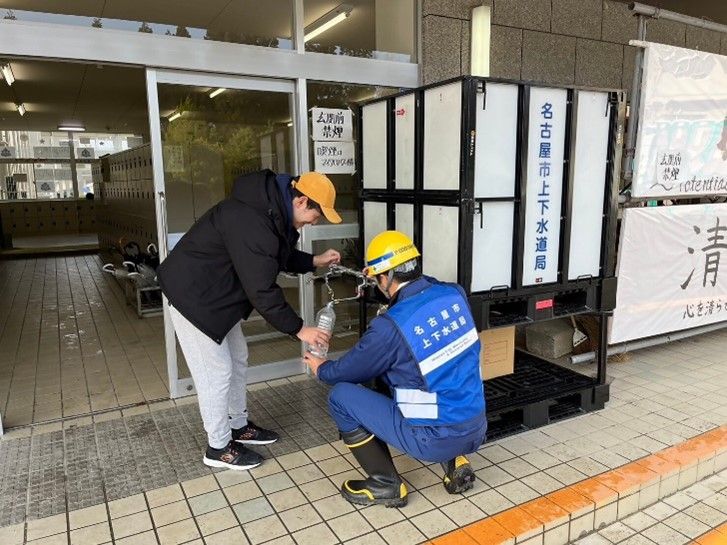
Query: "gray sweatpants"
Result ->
[[169, 306, 249, 449]]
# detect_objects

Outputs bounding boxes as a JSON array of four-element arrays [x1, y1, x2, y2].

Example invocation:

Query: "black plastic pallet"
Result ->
[[485, 354, 594, 413], [483, 353, 608, 441]]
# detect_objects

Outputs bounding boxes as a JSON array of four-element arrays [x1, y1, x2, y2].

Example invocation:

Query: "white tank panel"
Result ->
[[422, 204, 459, 282], [568, 91, 610, 280], [471, 202, 514, 291], [364, 201, 387, 252], [362, 101, 388, 189], [423, 82, 462, 191], [395, 203, 414, 241], [395, 93, 416, 190], [474, 83, 518, 198]]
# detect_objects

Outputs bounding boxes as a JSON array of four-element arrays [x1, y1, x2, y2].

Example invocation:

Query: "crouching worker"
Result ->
[[303, 231, 487, 507]]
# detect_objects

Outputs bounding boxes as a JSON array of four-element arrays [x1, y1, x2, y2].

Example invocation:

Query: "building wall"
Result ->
[[422, 0, 727, 95]]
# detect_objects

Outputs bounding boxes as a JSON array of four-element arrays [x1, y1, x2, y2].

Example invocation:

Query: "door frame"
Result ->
[[146, 68, 303, 398], [299, 222, 361, 376]]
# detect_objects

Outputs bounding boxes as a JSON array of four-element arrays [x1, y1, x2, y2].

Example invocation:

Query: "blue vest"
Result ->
[[385, 283, 485, 426]]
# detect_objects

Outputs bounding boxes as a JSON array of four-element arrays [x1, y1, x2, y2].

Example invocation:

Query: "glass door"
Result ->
[[146, 69, 302, 398]]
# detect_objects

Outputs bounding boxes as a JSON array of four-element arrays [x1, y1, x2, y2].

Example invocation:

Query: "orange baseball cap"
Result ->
[[293, 172, 342, 224]]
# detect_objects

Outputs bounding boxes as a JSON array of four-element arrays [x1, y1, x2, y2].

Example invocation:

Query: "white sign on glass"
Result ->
[[0, 146, 16, 158], [76, 147, 96, 159], [311, 108, 353, 142], [521, 87, 567, 286], [35, 180, 56, 192], [313, 141, 355, 174], [611, 204, 727, 343]]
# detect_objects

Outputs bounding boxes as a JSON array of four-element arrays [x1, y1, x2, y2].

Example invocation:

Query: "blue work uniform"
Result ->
[[318, 276, 487, 463]]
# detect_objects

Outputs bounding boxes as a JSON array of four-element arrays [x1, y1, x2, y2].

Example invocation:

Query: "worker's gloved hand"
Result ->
[[303, 351, 327, 376], [296, 325, 331, 347], [313, 249, 341, 268]]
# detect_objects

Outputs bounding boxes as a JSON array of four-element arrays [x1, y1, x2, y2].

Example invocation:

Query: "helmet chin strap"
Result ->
[[381, 269, 395, 299]]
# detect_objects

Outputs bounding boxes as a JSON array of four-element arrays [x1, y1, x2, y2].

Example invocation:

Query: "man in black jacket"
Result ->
[[158, 169, 342, 470]]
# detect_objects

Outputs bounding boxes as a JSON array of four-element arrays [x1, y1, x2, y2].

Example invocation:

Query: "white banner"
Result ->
[[611, 204, 727, 344], [522, 87, 567, 286], [632, 42, 727, 198], [313, 141, 355, 174], [311, 107, 353, 142]]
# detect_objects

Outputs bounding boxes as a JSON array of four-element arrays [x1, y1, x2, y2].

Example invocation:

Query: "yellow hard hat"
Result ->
[[365, 231, 420, 276]]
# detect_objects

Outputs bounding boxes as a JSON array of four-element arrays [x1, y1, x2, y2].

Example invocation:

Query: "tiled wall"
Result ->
[[0, 199, 96, 237], [421, 0, 727, 93], [95, 144, 158, 252]]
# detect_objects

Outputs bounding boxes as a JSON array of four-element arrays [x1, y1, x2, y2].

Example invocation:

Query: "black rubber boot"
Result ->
[[340, 427, 408, 508], [441, 455, 476, 494]]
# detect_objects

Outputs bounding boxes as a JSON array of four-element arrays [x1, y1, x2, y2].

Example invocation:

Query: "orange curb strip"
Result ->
[[692, 521, 727, 545], [633, 451, 681, 476], [462, 517, 514, 545], [491, 507, 543, 541], [571, 478, 617, 507], [520, 497, 569, 529], [546, 487, 594, 517], [428, 424, 727, 545]]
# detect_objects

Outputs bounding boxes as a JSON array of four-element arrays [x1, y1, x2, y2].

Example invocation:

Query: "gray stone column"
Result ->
[[421, 0, 485, 85]]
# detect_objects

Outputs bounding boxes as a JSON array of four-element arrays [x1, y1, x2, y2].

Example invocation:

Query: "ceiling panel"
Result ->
[[0, 58, 148, 133]]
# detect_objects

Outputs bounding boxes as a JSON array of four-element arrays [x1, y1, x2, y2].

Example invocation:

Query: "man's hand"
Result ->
[[296, 325, 331, 347], [303, 351, 327, 376], [313, 249, 341, 268]]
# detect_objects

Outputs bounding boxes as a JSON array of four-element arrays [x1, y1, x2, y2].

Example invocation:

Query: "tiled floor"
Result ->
[[0, 255, 353, 427], [0, 327, 726, 544], [574, 469, 727, 544], [2, 255, 727, 544], [0, 255, 168, 427], [0, 375, 339, 527]]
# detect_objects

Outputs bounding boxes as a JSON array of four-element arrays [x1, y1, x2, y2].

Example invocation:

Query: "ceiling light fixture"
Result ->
[[209, 88, 226, 98], [168, 111, 182, 122], [1, 63, 15, 86], [304, 4, 352, 43], [16, 103, 25, 116], [58, 124, 85, 132]]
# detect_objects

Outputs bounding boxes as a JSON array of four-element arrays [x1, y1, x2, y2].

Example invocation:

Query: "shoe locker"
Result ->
[[96, 144, 157, 251]]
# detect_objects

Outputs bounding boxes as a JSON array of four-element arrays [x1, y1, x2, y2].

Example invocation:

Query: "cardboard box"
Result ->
[[479, 326, 515, 381]]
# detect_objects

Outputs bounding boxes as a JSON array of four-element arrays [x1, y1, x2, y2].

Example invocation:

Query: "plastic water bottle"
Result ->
[[309, 302, 336, 358]]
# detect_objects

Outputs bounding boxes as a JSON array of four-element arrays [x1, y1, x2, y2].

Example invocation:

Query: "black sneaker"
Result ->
[[232, 421, 279, 445], [203, 441, 263, 471]]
